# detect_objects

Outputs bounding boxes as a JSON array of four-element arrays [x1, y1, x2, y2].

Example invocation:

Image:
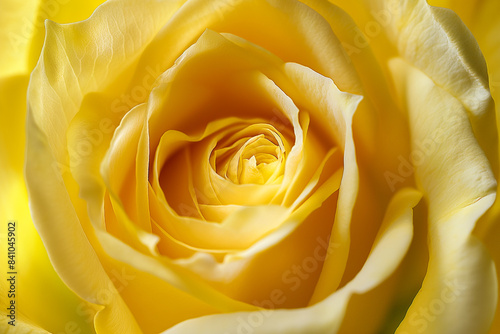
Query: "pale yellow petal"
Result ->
[[25, 111, 142, 333], [28, 0, 186, 160], [391, 59, 497, 333], [26, 1, 196, 330], [426, 2, 500, 330], [373, 0, 497, 170], [390, 58, 496, 224], [396, 195, 497, 334], [27, 0, 115, 69]]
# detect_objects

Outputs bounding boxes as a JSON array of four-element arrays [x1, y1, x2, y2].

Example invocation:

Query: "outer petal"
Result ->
[[25, 0, 189, 332], [391, 59, 497, 334], [1, 0, 110, 331], [26, 111, 142, 333], [27, 0, 121, 69], [426, 2, 500, 331], [0, 0, 109, 78], [382, 0, 496, 170], [350, 1, 498, 330]]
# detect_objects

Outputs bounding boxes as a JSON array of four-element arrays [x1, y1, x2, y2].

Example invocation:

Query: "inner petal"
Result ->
[[212, 127, 286, 185]]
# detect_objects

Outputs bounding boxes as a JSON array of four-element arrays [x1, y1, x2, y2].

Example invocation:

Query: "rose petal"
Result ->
[[390, 59, 497, 334], [96, 230, 258, 313], [366, 0, 498, 171], [25, 111, 142, 333], [134, 0, 360, 96], [163, 188, 421, 333], [26, 0, 189, 331], [427, 2, 500, 329]]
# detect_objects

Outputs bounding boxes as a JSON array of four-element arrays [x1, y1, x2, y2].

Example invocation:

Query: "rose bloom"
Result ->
[[1, 0, 500, 333]]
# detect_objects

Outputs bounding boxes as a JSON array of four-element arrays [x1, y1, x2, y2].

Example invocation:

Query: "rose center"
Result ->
[[210, 123, 287, 185]]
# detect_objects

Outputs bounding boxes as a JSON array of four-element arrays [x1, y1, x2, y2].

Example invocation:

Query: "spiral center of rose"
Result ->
[[210, 124, 286, 185]]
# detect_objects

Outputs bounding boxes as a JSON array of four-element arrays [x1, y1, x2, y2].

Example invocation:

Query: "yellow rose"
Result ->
[[1, 0, 499, 333]]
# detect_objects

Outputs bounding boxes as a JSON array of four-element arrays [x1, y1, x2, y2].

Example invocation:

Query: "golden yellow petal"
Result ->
[[163, 188, 421, 333]]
